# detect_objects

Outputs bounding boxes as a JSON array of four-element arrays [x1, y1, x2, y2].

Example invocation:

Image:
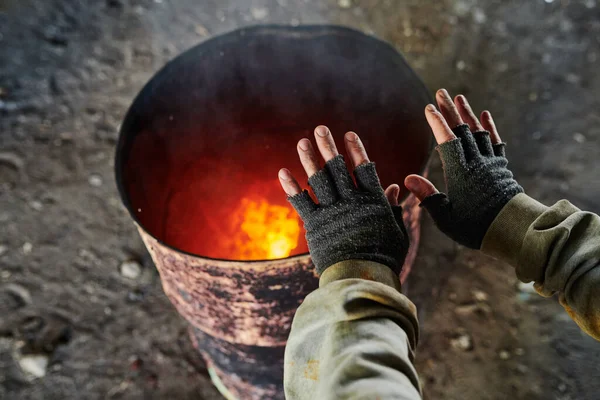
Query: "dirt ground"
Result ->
[[1, 0, 599, 399]]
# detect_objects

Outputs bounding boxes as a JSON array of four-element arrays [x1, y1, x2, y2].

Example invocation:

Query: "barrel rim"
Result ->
[[114, 24, 434, 264]]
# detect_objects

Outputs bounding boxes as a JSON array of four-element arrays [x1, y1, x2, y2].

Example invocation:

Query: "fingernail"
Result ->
[[298, 139, 309, 151], [315, 126, 329, 137], [426, 104, 436, 112], [345, 131, 358, 142], [439, 88, 449, 97], [279, 168, 292, 180]]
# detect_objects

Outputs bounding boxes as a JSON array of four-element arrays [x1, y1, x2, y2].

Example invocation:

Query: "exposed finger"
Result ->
[[436, 89, 464, 128], [278, 168, 302, 197], [425, 104, 456, 145], [297, 138, 320, 178], [455, 95, 484, 132], [314, 125, 339, 162], [480, 111, 502, 144], [404, 174, 439, 202], [384, 184, 400, 206], [344, 131, 370, 169]]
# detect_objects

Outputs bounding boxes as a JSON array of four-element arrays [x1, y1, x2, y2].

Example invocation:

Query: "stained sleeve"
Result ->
[[283, 260, 422, 400], [482, 193, 600, 340]]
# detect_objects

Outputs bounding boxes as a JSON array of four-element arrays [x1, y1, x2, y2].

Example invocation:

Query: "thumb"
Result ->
[[384, 184, 400, 206], [404, 174, 439, 202]]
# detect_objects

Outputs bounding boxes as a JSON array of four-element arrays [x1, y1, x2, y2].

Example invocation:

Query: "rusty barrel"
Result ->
[[115, 25, 433, 400]]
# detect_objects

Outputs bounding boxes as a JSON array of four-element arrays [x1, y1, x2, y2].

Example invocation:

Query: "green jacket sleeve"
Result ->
[[284, 260, 422, 400], [482, 193, 600, 340]]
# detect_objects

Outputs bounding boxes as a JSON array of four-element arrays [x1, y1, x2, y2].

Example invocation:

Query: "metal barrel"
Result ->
[[115, 25, 433, 399]]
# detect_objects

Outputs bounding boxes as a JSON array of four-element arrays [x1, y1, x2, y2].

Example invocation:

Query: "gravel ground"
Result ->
[[1, 0, 599, 399]]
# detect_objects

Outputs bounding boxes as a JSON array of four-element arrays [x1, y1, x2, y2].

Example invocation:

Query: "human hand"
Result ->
[[278, 126, 408, 276], [404, 89, 523, 249]]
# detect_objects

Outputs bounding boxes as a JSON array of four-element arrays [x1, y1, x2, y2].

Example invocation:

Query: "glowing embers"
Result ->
[[226, 195, 301, 260]]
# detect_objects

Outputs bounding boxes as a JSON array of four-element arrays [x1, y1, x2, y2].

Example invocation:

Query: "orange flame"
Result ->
[[228, 196, 301, 260]]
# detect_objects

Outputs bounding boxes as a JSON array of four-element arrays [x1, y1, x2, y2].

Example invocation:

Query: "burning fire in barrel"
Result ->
[[115, 25, 432, 400]]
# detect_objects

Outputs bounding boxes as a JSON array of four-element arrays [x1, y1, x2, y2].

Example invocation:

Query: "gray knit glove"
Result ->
[[421, 124, 523, 249], [288, 155, 408, 276]]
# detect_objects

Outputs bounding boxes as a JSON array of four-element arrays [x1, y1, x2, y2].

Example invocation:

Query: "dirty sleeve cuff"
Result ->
[[481, 193, 548, 266], [319, 259, 402, 292]]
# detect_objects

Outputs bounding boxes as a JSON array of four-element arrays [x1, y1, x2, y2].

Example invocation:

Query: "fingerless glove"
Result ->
[[288, 155, 408, 276], [421, 124, 523, 249]]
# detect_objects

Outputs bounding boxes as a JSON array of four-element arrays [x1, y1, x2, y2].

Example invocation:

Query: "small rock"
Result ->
[[338, 0, 352, 8], [0, 244, 7, 256], [573, 132, 586, 143], [499, 350, 510, 360], [529, 92, 538, 102], [544, 0, 554, 3], [59, 132, 74, 142], [514, 347, 525, 356], [473, 8, 487, 24], [290, 18, 300, 26], [42, 26, 68, 46], [450, 334, 473, 351], [472, 290, 488, 302], [518, 281, 537, 294], [4, 284, 32, 306], [251, 7, 269, 20], [18, 354, 49, 378], [0, 152, 25, 170], [532, 131, 542, 140], [585, 0, 596, 8], [120, 260, 142, 279], [516, 364, 529, 374], [456, 60, 466, 71], [558, 382, 567, 392], [195, 24, 209, 37], [0, 100, 19, 112], [566, 73, 581, 85], [88, 174, 103, 187], [448, 292, 457, 301], [28, 200, 43, 211], [455, 304, 478, 315], [22, 242, 33, 254]]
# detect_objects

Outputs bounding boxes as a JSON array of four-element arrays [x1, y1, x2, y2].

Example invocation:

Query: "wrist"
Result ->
[[481, 193, 548, 266], [319, 259, 402, 291]]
